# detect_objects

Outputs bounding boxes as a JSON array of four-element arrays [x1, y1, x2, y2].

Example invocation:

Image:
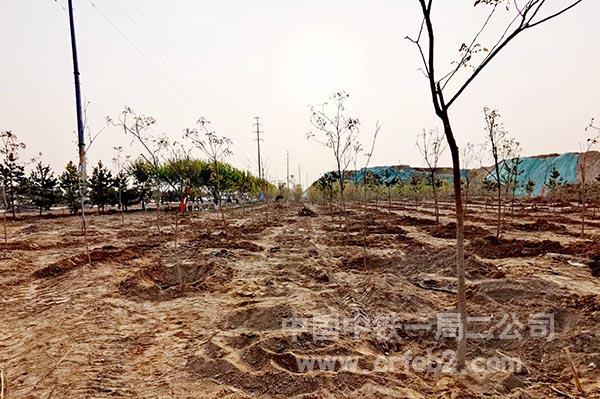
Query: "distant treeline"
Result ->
[[1, 157, 268, 216]]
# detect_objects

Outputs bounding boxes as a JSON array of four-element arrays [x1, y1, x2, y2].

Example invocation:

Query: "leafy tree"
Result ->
[[60, 161, 82, 214], [314, 171, 339, 219], [113, 171, 138, 211], [185, 117, 233, 231], [545, 166, 565, 204], [89, 161, 114, 214], [128, 158, 154, 211], [383, 169, 400, 214], [409, 174, 424, 207], [25, 162, 60, 216], [0, 131, 27, 217]]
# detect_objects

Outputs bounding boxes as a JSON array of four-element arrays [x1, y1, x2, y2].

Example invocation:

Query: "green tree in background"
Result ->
[[25, 162, 60, 216], [0, 131, 27, 217], [60, 161, 82, 214], [128, 158, 154, 211], [89, 161, 114, 214]]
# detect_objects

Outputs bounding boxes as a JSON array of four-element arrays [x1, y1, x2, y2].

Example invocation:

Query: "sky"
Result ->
[[1, 0, 599, 186]]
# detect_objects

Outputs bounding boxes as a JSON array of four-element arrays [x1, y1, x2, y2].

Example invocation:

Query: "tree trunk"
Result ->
[[388, 185, 392, 214], [174, 207, 179, 249], [214, 160, 227, 233], [440, 113, 467, 371], [581, 180, 586, 238], [119, 188, 124, 225], [494, 169, 502, 238], [432, 172, 440, 224], [3, 186, 8, 249]]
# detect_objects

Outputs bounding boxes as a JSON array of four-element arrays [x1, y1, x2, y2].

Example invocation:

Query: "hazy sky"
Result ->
[[1, 0, 599, 185]]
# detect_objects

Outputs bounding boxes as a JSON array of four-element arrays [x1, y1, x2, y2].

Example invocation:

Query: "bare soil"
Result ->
[[1, 200, 599, 398]]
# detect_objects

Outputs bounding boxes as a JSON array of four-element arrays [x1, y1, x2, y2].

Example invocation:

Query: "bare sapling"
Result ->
[[112, 146, 130, 225], [308, 91, 360, 232], [460, 143, 477, 213], [408, 0, 584, 369], [160, 143, 193, 249], [417, 128, 446, 224], [580, 119, 599, 237], [185, 117, 233, 233], [113, 107, 167, 237], [360, 122, 381, 268]]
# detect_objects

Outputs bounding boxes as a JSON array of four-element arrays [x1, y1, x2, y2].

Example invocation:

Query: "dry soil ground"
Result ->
[[1, 200, 599, 398]]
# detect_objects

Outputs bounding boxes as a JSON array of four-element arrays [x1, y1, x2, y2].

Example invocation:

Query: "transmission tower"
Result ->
[[253, 117, 263, 180]]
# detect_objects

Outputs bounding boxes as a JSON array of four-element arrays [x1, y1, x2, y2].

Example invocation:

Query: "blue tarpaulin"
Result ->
[[493, 153, 579, 196]]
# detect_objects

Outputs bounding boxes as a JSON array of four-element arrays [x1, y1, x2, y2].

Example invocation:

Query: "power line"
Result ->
[[50, 0, 198, 115], [101, 0, 230, 126], [82, 0, 211, 116], [123, 0, 246, 129]]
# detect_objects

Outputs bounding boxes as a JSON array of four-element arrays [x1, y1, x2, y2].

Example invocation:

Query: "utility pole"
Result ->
[[67, 0, 86, 179], [253, 117, 263, 180]]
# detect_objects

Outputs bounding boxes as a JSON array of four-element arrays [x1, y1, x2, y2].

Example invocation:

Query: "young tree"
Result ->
[[0, 131, 27, 218], [113, 107, 168, 233], [60, 161, 82, 214], [545, 166, 565, 207], [308, 91, 361, 231], [25, 162, 60, 216], [460, 143, 478, 212], [383, 169, 400, 214], [483, 107, 517, 237], [112, 146, 130, 224], [417, 128, 446, 224], [409, 174, 424, 207], [501, 141, 523, 215], [407, 0, 583, 369], [315, 172, 339, 220], [184, 117, 232, 231], [525, 179, 536, 198], [89, 161, 114, 214], [579, 119, 599, 236]]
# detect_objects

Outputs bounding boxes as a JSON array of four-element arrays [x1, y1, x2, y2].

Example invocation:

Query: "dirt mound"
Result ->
[[186, 355, 378, 398], [34, 245, 142, 278], [391, 245, 505, 280], [472, 279, 562, 304], [340, 252, 410, 271], [564, 240, 600, 257], [0, 241, 38, 251], [119, 260, 232, 301], [194, 235, 264, 253], [468, 235, 564, 259], [297, 206, 317, 217], [228, 240, 264, 252], [398, 215, 436, 226], [427, 222, 490, 239], [562, 293, 600, 313], [223, 303, 295, 331], [513, 218, 568, 233]]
